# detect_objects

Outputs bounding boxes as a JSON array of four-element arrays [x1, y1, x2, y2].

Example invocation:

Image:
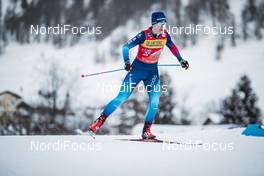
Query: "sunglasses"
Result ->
[[157, 22, 166, 27]]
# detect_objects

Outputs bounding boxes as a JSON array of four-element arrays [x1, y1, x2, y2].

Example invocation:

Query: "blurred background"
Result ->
[[0, 0, 263, 135]]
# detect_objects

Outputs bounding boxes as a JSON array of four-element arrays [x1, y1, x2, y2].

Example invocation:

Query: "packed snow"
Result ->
[[0, 125, 263, 176]]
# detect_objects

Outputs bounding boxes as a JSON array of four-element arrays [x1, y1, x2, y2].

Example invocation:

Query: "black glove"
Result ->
[[180, 59, 189, 70], [124, 63, 132, 71]]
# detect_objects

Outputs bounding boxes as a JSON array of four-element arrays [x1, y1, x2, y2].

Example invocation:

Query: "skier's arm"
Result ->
[[166, 32, 189, 69], [166, 32, 183, 63], [122, 31, 145, 64]]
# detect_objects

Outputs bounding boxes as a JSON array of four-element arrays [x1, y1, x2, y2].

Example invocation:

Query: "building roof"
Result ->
[[0, 91, 22, 99]]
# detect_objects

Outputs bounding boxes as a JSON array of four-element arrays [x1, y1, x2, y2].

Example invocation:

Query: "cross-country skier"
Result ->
[[88, 11, 189, 139]]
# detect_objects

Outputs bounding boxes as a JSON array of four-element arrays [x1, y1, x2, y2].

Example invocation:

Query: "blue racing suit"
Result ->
[[102, 27, 182, 123]]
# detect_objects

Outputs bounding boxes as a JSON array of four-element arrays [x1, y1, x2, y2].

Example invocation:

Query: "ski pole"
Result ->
[[158, 64, 181, 67], [80, 64, 182, 78], [81, 68, 124, 77]]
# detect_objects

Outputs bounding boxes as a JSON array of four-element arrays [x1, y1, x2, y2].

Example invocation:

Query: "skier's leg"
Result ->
[[142, 73, 161, 139], [89, 71, 141, 133], [144, 90, 161, 123], [102, 71, 141, 116], [144, 74, 161, 123]]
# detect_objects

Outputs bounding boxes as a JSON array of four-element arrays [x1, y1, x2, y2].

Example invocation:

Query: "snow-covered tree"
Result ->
[[221, 75, 261, 125], [242, 0, 264, 40]]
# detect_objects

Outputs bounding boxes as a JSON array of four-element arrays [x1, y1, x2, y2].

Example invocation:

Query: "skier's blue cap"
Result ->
[[151, 11, 167, 25]]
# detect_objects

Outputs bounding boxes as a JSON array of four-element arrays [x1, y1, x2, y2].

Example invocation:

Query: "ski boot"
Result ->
[[89, 114, 107, 133], [142, 122, 156, 139]]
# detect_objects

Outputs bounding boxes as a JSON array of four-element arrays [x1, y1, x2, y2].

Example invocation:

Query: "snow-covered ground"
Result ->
[[0, 125, 263, 176]]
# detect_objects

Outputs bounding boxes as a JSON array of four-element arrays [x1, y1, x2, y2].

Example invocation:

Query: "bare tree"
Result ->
[[34, 61, 73, 134], [38, 62, 64, 117]]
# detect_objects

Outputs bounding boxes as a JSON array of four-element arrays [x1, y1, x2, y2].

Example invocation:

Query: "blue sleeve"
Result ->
[[122, 31, 145, 64], [165, 32, 174, 48]]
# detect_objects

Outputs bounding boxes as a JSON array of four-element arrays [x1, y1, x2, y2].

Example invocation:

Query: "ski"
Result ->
[[75, 129, 95, 139], [116, 138, 203, 145], [74, 129, 202, 145]]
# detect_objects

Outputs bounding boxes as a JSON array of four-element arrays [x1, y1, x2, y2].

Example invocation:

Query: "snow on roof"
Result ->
[[0, 91, 22, 99]]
